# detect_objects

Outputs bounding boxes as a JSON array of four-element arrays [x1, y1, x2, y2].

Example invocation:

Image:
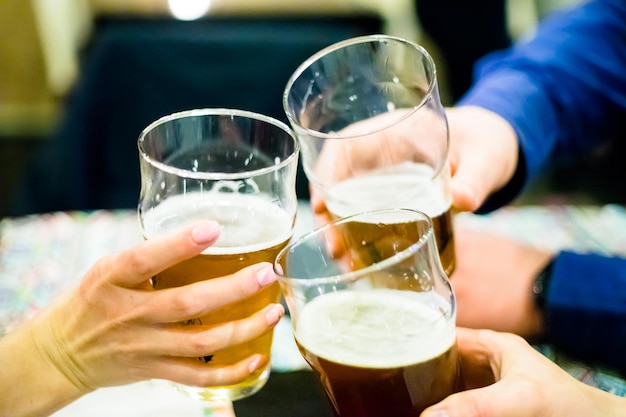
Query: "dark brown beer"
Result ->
[[294, 289, 461, 417], [432, 209, 455, 276], [297, 342, 460, 417], [325, 163, 455, 276], [142, 192, 294, 401]]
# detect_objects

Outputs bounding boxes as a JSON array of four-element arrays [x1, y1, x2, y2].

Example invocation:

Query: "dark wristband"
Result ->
[[532, 258, 555, 311]]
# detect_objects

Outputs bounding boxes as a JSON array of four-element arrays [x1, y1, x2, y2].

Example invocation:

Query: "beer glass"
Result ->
[[275, 209, 461, 417], [137, 108, 299, 403], [284, 34, 455, 275]]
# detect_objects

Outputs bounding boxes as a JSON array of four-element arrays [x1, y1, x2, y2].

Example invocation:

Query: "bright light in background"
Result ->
[[168, 0, 212, 21]]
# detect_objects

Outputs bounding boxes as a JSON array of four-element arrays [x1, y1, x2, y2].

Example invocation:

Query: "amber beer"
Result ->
[[325, 162, 455, 275], [294, 289, 461, 417], [141, 192, 293, 401]]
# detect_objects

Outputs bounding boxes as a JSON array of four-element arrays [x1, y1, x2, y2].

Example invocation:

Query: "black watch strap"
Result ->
[[532, 258, 555, 311]]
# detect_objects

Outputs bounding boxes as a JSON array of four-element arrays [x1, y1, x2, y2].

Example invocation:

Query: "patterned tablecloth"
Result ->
[[1, 204, 625, 416]]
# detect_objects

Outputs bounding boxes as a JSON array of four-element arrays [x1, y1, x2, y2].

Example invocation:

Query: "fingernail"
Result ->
[[208, 405, 237, 417], [248, 354, 263, 373], [264, 304, 285, 326], [191, 221, 221, 244], [422, 410, 449, 417], [457, 182, 479, 209], [256, 264, 277, 287]]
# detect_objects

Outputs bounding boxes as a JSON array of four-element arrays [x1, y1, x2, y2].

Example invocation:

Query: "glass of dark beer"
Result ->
[[284, 34, 455, 276], [275, 208, 462, 417], [137, 108, 299, 403]]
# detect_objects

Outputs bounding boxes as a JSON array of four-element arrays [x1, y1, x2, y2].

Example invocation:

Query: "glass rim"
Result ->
[[137, 108, 300, 180], [274, 208, 435, 285], [282, 34, 439, 140]]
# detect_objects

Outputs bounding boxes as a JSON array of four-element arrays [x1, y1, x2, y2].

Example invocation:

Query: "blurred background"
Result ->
[[0, 0, 586, 218]]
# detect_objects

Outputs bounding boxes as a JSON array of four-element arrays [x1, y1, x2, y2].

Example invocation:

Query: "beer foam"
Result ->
[[141, 192, 294, 254], [295, 289, 455, 368], [325, 162, 451, 219]]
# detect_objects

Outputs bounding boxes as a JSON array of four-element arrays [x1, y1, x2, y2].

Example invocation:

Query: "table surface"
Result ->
[[2, 203, 626, 416]]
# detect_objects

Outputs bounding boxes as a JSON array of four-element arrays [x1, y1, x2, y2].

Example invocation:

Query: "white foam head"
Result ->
[[295, 289, 455, 368], [325, 162, 451, 219], [142, 192, 294, 254]]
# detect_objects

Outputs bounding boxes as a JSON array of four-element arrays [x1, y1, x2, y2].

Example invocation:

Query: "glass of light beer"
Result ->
[[137, 108, 299, 403], [283, 34, 455, 276], [275, 208, 462, 417]]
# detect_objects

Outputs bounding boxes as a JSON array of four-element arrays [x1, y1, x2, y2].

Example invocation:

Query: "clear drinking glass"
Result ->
[[283, 34, 455, 276], [137, 108, 299, 403], [275, 208, 462, 417]]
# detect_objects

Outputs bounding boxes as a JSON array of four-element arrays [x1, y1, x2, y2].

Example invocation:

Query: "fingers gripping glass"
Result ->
[[283, 34, 455, 276], [275, 208, 462, 417], [138, 108, 299, 404]]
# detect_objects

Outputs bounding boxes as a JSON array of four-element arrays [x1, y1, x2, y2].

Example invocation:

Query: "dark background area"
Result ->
[[2, 0, 623, 220], [233, 370, 334, 417], [1, 15, 384, 217]]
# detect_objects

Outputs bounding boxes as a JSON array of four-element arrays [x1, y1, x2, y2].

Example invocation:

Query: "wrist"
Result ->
[[532, 258, 554, 312], [0, 317, 88, 417], [531, 257, 555, 338]]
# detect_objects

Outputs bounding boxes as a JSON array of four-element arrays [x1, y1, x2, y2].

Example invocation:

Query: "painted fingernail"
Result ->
[[191, 221, 221, 244], [264, 304, 285, 326], [248, 354, 263, 373], [256, 264, 277, 287]]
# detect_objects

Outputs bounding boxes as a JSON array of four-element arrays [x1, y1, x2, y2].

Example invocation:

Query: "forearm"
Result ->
[[545, 251, 626, 375], [459, 0, 626, 211], [0, 321, 86, 417]]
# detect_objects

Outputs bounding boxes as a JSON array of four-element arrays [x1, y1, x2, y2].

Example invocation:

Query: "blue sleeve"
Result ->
[[458, 0, 626, 211], [546, 251, 626, 375]]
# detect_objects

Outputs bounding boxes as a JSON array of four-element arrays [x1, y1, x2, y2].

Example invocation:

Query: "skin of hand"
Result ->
[[0, 221, 284, 417], [309, 108, 448, 228], [450, 227, 553, 339], [421, 327, 626, 417], [446, 105, 520, 212], [311, 105, 518, 221]]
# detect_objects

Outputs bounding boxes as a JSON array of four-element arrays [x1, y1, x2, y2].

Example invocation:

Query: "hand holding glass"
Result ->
[[275, 209, 462, 417], [138, 109, 299, 403], [284, 35, 455, 275]]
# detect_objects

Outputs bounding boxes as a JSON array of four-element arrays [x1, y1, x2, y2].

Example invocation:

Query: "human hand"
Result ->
[[309, 109, 448, 227], [1, 221, 284, 417], [450, 227, 552, 339], [421, 327, 626, 417], [312, 105, 519, 217], [447, 106, 519, 212]]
